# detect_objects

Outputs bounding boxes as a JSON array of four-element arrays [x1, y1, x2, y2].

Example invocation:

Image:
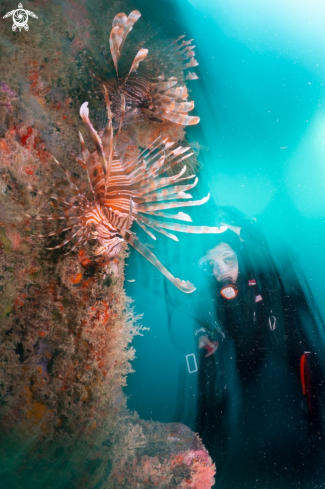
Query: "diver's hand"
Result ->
[[198, 336, 219, 357]]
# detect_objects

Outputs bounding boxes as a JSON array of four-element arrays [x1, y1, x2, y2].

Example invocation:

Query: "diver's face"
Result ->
[[209, 243, 239, 283]]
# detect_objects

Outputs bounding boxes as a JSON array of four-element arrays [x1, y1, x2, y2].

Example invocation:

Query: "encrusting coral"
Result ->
[[0, 1, 216, 487], [109, 421, 215, 488]]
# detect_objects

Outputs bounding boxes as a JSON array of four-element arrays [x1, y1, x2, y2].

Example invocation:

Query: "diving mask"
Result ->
[[199, 243, 239, 299], [199, 243, 238, 279]]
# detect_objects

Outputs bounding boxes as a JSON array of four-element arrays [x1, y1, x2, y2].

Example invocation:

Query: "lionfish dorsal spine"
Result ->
[[125, 48, 148, 81], [114, 10, 141, 53], [137, 166, 188, 195], [80, 102, 107, 175], [79, 102, 109, 201], [78, 131, 90, 161], [109, 25, 124, 76], [115, 93, 125, 144], [122, 136, 163, 176], [110, 10, 141, 76], [102, 86, 114, 182]]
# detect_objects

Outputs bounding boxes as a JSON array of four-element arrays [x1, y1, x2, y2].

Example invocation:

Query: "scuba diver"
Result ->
[[191, 212, 325, 488]]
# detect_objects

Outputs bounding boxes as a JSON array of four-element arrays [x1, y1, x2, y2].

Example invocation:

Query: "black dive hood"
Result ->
[[220, 278, 238, 300]]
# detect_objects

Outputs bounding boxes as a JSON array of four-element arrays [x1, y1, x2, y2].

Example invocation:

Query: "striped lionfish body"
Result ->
[[33, 97, 227, 293], [98, 10, 200, 128]]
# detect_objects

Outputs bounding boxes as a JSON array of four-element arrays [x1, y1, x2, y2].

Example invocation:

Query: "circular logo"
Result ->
[[12, 9, 28, 31]]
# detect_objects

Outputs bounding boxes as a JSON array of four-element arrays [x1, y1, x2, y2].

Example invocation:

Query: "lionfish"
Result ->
[[31, 95, 227, 293], [89, 10, 200, 128]]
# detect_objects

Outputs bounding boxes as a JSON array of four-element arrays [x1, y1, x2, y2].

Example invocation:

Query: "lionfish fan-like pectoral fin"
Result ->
[[124, 197, 133, 231], [120, 230, 196, 293], [138, 217, 229, 235], [35, 215, 79, 222], [165, 87, 189, 99], [156, 111, 200, 126], [138, 166, 188, 195], [38, 223, 81, 238], [64, 229, 90, 256], [139, 178, 198, 202], [124, 136, 162, 175], [170, 101, 195, 113], [46, 227, 85, 250], [172, 35, 186, 44], [160, 152, 195, 176], [52, 157, 80, 192], [136, 220, 157, 240], [126, 49, 148, 81], [184, 57, 199, 70], [144, 211, 193, 222], [153, 78, 178, 91], [131, 145, 191, 184], [137, 194, 210, 212], [27, 186, 78, 208], [179, 45, 196, 60], [137, 215, 179, 241], [186, 72, 199, 80]]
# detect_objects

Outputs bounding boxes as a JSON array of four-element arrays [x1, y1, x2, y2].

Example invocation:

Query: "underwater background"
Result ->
[[124, 0, 325, 487], [126, 0, 325, 409], [1, 0, 325, 488]]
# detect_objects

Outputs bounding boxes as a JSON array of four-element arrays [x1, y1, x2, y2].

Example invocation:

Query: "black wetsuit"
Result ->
[[193, 231, 325, 489]]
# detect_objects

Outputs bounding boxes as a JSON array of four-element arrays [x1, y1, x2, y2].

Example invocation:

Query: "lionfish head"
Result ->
[[107, 79, 154, 129]]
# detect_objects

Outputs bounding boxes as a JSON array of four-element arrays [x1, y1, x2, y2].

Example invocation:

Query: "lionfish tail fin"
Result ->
[[120, 230, 196, 293]]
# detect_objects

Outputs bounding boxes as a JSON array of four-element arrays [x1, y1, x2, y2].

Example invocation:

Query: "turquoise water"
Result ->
[[124, 0, 325, 487], [125, 0, 325, 407]]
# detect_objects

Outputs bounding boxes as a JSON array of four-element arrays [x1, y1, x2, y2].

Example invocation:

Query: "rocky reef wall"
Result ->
[[0, 1, 215, 487]]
